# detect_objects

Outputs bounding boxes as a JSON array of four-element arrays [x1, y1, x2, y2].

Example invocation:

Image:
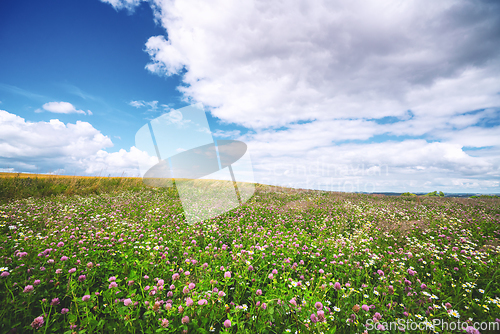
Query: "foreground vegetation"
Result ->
[[0, 177, 499, 333]]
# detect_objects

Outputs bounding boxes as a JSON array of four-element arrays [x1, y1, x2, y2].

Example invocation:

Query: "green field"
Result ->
[[0, 176, 499, 333]]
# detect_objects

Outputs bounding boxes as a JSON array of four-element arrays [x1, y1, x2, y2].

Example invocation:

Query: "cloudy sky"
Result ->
[[1, 0, 499, 193]]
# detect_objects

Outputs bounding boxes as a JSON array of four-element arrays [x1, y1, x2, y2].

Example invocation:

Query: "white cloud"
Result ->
[[0, 110, 146, 176], [36, 101, 90, 115], [135, 0, 500, 129], [100, 0, 143, 12]]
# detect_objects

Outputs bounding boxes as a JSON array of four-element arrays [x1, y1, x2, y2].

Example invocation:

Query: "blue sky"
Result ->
[[1, 0, 499, 193]]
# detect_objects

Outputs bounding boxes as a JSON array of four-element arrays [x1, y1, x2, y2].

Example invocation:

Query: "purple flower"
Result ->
[[144, 285, 150, 291], [373, 312, 382, 320], [333, 282, 341, 290], [157, 279, 164, 286], [202, 263, 208, 269], [60, 256, 68, 261], [161, 318, 169, 328], [23, 285, 34, 293], [61, 308, 69, 314], [256, 289, 263, 296], [362, 304, 369, 312], [181, 316, 189, 324], [172, 273, 180, 281], [420, 283, 427, 289], [108, 276, 116, 282], [50, 298, 60, 306], [268, 274, 274, 279], [218, 291, 226, 297], [82, 295, 90, 302], [188, 283, 195, 290], [310, 313, 318, 323], [223, 319, 231, 328], [289, 298, 297, 306], [78, 275, 86, 282], [183, 286, 189, 294], [261, 303, 267, 310], [124, 298, 132, 306], [315, 302, 323, 310], [198, 299, 208, 306], [272, 269, 278, 274], [33, 279, 41, 286], [186, 297, 194, 307], [109, 282, 118, 289], [1, 271, 9, 277], [224, 271, 231, 278], [407, 269, 416, 276], [57, 242, 64, 247], [68, 268, 76, 274], [55, 269, 62, 274], [30, 316, 44, 329]]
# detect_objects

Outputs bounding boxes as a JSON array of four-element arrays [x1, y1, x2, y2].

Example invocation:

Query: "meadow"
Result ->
[[0, 175, 499, 333]]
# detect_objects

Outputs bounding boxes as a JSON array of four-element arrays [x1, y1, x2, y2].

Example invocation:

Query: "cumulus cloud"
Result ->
[[102, 0, 500, 192], [36, 101, 90, 115], [0, 110, 149, 176]]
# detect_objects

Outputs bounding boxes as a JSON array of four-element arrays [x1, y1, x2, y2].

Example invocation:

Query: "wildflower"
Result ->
[[256, 289, 263, 296], [158, 279, 164, 286], [109, 282, 118, 289], [449, 310, 460, 318], [272, 269, 278, 274], [373, 312, 382, 320], [262, 303, 267, 310], [318, 309, 326, 321], [61, 308, 69, 314], [189, 283, 195, 290], [124, 298, 132, 306], [421, 284, 427, 290], [289, 298, 297, 306], [388, 285, 394, 294], [30, 316, 44, 329], [333, 306, 340, 312], [1, 271, 9, 277], [57, 242, 64, 247], [310, 313, 318, 323], [60, 256, 68, 261], [224, 271, 231, 278], [315, 302, 323, 310], [161, 318, 169, 328], [86, 262, 93, 269], [33, 279, 41, 286], [198, 299, 207, 306], [23, 285, 34, 293], [182, 316, 190, 324], [218, 291, 226, 297], [82, 295, 90, 302], [172, 273, 180, 280], [268, 274, 274, 279], [55, 269, 62, 274], [108, 276, 117, 282], [68, 268, 76, 274], [186, 297, 194, 307], [333, 282, 341, 290], [224, 319, 231, 328], [78, 275, 86, 282], [352, 304, 360, 313], [362, 304, 369, 312]]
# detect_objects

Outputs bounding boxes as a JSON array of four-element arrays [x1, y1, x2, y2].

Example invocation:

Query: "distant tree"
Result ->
[[401, 192, 417, 197]]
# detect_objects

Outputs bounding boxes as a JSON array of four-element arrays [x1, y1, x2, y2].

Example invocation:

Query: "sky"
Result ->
[[1, 0, 499, 194]]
